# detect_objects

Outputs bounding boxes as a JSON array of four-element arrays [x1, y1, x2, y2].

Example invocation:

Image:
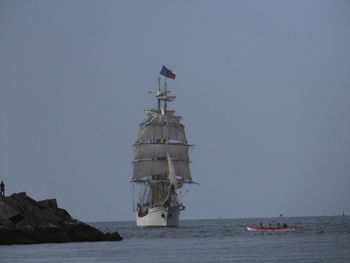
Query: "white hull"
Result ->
[[136, 206, 180, 227]]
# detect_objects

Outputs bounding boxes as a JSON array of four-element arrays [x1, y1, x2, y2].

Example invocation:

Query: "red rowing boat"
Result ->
[[247, 226, 296, 231]]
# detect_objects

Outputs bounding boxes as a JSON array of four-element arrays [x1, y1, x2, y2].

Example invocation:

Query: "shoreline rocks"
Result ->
[[0, 192, 122, 245]]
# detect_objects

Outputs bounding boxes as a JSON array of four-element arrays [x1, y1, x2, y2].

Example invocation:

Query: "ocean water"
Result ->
[[1, 216, 349, 263]]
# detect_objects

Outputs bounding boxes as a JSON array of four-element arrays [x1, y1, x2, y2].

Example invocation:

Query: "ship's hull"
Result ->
[[136, 206, 180, 227]]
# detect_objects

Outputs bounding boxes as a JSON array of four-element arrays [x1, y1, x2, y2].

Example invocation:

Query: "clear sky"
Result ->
[[1, 0, 349, 222]]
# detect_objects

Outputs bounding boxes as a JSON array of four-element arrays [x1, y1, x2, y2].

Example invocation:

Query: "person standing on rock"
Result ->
[[0, 181, 5, 196]]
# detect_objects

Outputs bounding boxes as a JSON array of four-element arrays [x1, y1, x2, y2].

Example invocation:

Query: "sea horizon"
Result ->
[[87, 214, 348, 224]]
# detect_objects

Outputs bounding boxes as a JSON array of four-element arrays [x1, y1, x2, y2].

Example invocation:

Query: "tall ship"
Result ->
[[131, 66, 196, 227]]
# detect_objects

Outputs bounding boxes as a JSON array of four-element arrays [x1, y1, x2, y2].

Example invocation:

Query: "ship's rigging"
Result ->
[[131, 67, 197, 226]]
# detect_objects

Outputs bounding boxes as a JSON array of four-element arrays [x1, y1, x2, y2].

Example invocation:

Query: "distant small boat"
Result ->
[[247, 226, 297, 231]]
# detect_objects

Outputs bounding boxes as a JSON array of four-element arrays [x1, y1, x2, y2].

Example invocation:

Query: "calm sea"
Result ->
[[1, 216, 349, 263]]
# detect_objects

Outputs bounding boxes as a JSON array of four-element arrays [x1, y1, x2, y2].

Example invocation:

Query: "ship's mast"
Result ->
[[157, 78, 169, 112], [158, 77, 161, 111], [164, 81, 167, 111]]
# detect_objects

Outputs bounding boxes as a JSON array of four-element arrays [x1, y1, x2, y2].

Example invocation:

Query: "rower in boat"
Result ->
[[247, 223, 296, 231]]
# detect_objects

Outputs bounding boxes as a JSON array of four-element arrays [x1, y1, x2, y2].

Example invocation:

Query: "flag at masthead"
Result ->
[[160, 65, 176, 79]]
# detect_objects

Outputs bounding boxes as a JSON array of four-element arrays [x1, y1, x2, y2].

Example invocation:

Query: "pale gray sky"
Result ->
[[1, 0, 349, 221]]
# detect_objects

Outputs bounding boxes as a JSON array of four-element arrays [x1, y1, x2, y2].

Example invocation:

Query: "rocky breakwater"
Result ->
[[0, 192, 122, 245]]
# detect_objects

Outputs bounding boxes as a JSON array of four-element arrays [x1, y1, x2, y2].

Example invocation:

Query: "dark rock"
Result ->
[[9, 214, 25, 224], [38, 199, 58, 210], [0, 193, 122, 245]]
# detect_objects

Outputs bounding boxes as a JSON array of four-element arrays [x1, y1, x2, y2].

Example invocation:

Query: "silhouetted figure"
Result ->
[[0, 181, 5, 196]]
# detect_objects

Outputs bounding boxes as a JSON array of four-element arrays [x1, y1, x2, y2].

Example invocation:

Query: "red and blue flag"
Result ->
[[160, 65, 176, 79]]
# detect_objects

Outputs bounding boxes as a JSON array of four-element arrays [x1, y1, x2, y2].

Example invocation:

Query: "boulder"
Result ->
[[0, 193, 122, 245]]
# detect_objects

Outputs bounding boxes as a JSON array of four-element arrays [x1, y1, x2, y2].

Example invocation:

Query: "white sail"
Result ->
[[167, 153, 178, 189], [132, 159, 191, 180], [137, 111, 187, 143], [134, 143, 189, 161], [136, 125, 187, 144]]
